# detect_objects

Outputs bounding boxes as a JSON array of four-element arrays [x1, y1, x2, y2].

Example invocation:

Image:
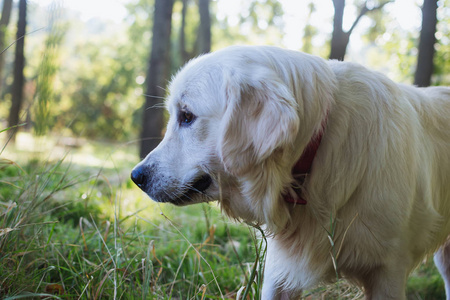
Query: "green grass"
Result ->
[[0, 132, 446, 299], [0, 132, 263, 299]]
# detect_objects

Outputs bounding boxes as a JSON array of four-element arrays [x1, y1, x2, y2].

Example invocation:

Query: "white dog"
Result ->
[[131, 46, 450, 299]]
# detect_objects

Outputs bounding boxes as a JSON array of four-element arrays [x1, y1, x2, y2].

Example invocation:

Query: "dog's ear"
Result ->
[[218, 67, 299, 175]]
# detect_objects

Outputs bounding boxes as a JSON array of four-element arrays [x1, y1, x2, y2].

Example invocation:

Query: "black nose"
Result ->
[[131, 167, 146, 189]]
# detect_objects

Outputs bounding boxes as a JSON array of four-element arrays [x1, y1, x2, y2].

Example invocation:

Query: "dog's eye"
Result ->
[[178, 110, 196, 127]]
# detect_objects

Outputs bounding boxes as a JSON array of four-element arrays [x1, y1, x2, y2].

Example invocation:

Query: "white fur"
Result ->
[[134, 46, 450, 299]]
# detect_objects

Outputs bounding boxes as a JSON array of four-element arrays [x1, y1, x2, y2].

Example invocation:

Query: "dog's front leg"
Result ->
[[262, 237, 302, 300], [260, 272, 279, 300], [261, 275, 301, 300]]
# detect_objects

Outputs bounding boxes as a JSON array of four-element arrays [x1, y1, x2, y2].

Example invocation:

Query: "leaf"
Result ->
[[44, 283, 65, 295], [0, 201, 17, 216], [0, 227, 16, 237]]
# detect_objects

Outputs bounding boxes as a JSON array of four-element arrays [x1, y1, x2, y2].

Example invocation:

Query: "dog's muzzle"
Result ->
[[130, 163, 158, 196], [131, 164, 212, 205], [130, 167, 146, 189]]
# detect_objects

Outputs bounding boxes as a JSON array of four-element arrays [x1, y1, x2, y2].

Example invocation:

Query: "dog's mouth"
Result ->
[[174, 174, 213, 205]]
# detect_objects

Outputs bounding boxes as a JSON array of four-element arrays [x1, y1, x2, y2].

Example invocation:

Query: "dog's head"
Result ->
[[132, 46, 335, 231]]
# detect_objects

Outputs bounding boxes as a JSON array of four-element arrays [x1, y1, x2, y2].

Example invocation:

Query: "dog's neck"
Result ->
[[284, 118, 327, 205]]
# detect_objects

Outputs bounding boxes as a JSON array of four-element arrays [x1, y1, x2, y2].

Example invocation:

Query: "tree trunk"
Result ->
[[329, 0, 392, 61], [198, 0, 211, 54], [414, 0, 437, 87], [8, 0, 26, 141], [139, 0, 174, 158], [179, 0, 189, 63], [0, 0, 13, 94], [329, 0, 349, 61]]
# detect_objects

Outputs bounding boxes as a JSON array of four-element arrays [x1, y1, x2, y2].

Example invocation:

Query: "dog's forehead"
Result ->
[[167, 58, 224, 114], [166, 84, 203, 112], [169, 91, 195, 109]]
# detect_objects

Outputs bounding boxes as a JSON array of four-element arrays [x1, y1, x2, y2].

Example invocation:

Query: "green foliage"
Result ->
[[407, 260, 446, 300], [33, 14, 67, 137], [4, 0, 446, 144], [359, 0, 450, 85], [213, 0, 285, 49], [302, 2, 318, 54], [56, 40, 143, 140], [433, 0, 450, 85], [245, 0, 284, 32], [125, 0, 153, 66]]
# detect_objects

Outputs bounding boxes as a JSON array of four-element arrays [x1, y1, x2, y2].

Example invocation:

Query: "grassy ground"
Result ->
[[0, 132, 446, 299], [0, 132, 264, 299]]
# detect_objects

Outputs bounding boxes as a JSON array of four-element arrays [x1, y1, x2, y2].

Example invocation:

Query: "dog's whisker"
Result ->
[[142, 93, 166, 100], [156, 85, 169, 93], [145, 103, 166, 111], [181, 183, 213, 199]]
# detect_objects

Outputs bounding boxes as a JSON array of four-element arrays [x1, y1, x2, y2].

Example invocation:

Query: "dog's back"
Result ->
[[417, 86, 450, 224], [325, 59, 450, 274]]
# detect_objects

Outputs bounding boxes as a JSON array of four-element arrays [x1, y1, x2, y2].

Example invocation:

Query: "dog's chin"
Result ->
[[159, 174, 214, 206], [172, 194, 208, 206]]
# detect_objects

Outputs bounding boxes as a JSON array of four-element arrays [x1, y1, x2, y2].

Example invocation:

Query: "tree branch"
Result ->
[[347, 0, 394, 35]]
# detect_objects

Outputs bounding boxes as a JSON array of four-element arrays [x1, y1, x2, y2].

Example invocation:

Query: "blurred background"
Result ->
[[0, 0, 449, 299], [0, 0, 448, 154]]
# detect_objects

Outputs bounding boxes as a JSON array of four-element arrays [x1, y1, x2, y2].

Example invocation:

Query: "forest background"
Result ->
[[0, 0, 449, 299]]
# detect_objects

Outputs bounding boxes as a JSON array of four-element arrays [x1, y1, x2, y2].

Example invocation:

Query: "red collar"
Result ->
[[284, 123, 327, 205]]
